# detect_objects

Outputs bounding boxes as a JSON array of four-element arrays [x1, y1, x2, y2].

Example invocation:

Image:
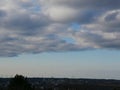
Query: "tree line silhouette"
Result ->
[[7, 74, 33, 90]]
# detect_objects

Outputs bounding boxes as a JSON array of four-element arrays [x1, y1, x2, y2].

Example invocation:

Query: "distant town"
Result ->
[[1, 75, 120, 90]]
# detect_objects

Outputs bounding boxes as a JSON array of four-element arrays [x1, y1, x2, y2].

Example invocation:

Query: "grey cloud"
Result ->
[[40, 0, 120, 9], [40, 0, 120, 24], [83, 10, 120, 32], [0, 34, 81, 57], [73, 30, 120, 49], [0, 0, 120, 57], [0, 10, 7, 17], [3, 14, 49, 31]]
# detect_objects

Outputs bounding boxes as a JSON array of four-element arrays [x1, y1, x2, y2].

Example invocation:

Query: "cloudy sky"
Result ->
[[0, 0, 120, 79]]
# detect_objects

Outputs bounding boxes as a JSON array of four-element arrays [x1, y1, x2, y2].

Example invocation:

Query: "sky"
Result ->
[[0, 0, 120, 79]]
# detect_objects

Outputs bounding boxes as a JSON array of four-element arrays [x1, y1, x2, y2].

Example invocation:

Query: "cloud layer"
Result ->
[[0, 0, 120, 56]]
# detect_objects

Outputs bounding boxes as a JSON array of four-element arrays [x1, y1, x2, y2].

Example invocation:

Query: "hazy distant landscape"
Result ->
[[0, 75, 120, 90]]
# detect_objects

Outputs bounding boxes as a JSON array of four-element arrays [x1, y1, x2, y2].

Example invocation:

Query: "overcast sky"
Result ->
[[0, 0, 120, 79]]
